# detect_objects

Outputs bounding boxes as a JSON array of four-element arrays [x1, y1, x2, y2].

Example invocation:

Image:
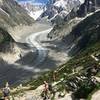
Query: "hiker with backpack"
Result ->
[[2, 82, 10, 100], [42, 81, 50, 100], [48, 83, 55, 99]]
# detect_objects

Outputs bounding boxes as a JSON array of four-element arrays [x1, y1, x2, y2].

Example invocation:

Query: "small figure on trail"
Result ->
[[19, 53, 22, 59], [42, 81, 49, 100], [48, 83, 55, 99], [19, 84, 22, 89], [53, 71, 57, 81], [2, 82, 10, 100]]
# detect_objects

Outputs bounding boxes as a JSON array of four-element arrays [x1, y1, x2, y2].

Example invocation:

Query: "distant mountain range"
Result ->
[[17, 0, 45, 20], [17, 0, 100, 22], [17, 0, 84, 21]]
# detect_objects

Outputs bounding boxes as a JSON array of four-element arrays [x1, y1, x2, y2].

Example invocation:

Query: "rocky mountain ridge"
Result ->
[[48, 0, 100, 40], [41, 0, 81, 22]]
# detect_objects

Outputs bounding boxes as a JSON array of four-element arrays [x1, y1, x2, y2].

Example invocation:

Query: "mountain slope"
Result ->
[[48, 0, 100, 40], [28, 10, 100, 100], [0, 0, 34, 44], [0, 0, 34, 28], [10, 9, 100, 100], [64, 11, 100, 55]]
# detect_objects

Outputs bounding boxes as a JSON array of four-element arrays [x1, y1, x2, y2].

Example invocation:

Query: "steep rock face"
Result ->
[[0, 0, 34, 30], [41, 0, 81, 23], [63, 11, 100, 55], [77, 0, 100, 17], [0, 0, 34, 46], [48, 0, 100, 40], [64, 0, 100, 20], [0, 28, 12, 44]]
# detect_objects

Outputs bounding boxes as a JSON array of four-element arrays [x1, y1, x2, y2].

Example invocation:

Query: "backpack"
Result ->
[[3, 87, 10, 94], [48, 83, 53, 91]]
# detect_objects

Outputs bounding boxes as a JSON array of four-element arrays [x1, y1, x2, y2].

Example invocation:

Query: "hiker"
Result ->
[[48, 83, 55, 99], [42, 81, 49, 100], [2, 82, 10, 100], [53, 71, 57, 81]]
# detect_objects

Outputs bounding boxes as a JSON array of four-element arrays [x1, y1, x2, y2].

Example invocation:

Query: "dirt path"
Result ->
[[14, 84, 72, 100], [91, 90, 100, 100]]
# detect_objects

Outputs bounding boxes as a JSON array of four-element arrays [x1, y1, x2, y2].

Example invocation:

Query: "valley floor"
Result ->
[[0, 21, 70, 86]]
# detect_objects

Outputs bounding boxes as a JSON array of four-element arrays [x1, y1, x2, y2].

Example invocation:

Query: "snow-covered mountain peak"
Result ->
[[54, 0, 81, 9], [79, 0, 84, 4], [54, 0, 67, 8], [41, 0, 81, 21], [17, 0, 45, 20]]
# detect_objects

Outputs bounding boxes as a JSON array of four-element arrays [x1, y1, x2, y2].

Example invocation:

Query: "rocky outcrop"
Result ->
[[41, 0, 80, 23], [64, 11, 100, 55], [77, 0, 100, 17], [0, 0, 34, 29], [0, 0, 34, 45], [0, 0, 35, 55], [48, 0, 100, 40]]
